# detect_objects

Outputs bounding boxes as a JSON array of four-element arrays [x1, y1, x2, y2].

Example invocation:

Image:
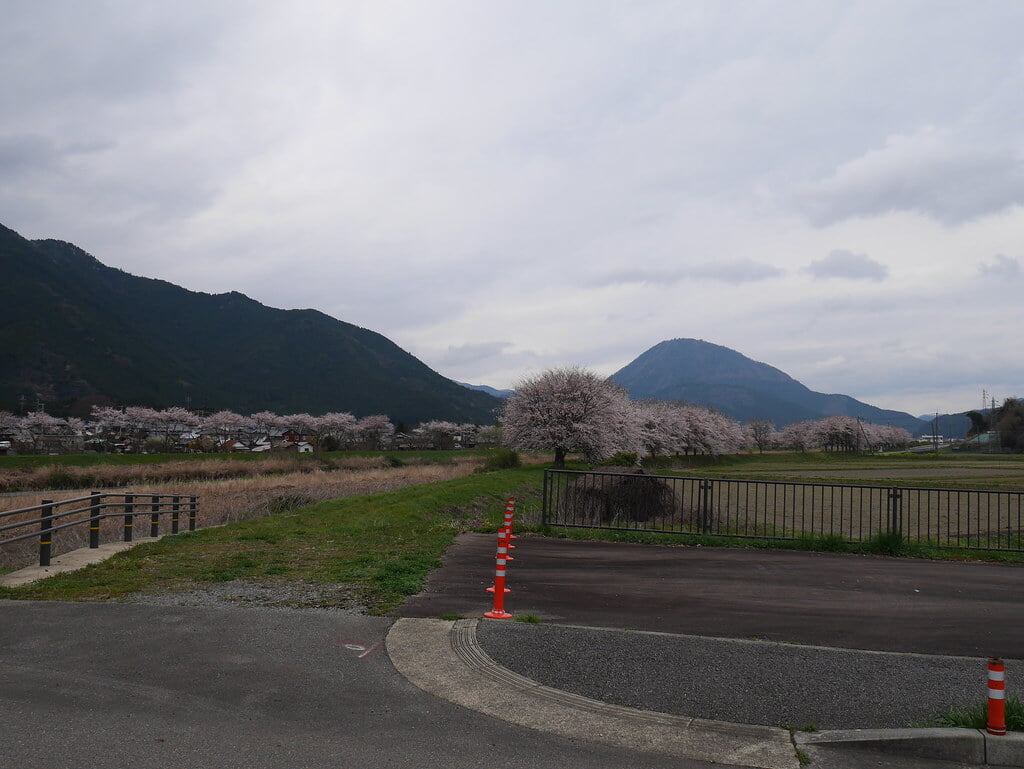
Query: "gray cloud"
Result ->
[[2, 3, 1024, 418], [979, 254, 1021, 279], [806, 250, 888, 282], [797, 129, 1024, 226], [590, 259, 782, 288], [436, 341, 514, 367]]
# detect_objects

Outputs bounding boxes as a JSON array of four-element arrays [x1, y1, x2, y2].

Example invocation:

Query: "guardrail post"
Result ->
[[39, 499, 54, 567], [88, 491, 101, 548], [123, 494, 134, 542], [150, 495, 160, 538], [188, 495, 198, 531], [171, 497, 180, 534]]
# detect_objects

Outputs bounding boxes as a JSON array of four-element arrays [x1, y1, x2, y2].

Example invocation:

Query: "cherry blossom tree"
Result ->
[[311, 412, 359, 451], [19, 411, 64, 453], [280, 413, 315, 438], [356, 415, 395, 450], [781, 420, 815, 451], [123, 406, 159, 435], [748, 419, 778, 453], [149, 407, 199, 450], [249, 411, 288, 446], [473, 424, 501, 447], [501, 367, 638, 468], [636, 400, 688, 457], [416, 420, 462, 450], [201, 410, 247, 443], [0, 410, 21, 439]]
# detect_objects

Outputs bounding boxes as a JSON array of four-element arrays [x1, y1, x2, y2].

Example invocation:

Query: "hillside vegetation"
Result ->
[[0, 223, 499, 423]]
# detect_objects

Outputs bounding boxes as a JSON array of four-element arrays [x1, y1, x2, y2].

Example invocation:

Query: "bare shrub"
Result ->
[[558, 469, 676, 527]]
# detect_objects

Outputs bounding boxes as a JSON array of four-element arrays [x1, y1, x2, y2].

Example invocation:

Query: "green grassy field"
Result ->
[[0, 465, 545, 610], [2, 451, 1023, 609]]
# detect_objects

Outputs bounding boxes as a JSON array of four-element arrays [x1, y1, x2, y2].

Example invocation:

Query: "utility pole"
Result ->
[[933, 411, 940, 453]]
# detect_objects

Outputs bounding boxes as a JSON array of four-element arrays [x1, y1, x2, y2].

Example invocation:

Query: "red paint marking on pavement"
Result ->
[[358, 640, 384, 659]]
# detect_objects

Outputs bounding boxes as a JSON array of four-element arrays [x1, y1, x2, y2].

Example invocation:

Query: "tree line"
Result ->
[[0, 406, 494, 454], [966, 398, 1024, 451], [1, 369, 917, 459], [500, 367, 913, 467]]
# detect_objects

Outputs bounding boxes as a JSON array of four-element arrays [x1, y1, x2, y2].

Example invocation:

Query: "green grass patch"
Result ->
[[918, 696, 1024, 731], [514, 614, 543, 624], [0, 466, 546, 612]]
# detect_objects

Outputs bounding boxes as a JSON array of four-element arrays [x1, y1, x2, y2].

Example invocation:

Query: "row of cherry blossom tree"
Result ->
[[500, 367, 913, 467], [0, 375, 913, 458], [88, 406, 400, 451], [778, 415, 913, 453], [0, 407, 491, 454]]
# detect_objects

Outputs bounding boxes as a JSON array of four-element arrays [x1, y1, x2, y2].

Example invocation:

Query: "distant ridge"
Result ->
[[611, 338, 931, 436], [0, 223, 501, 423], [457, 382, 513, 399]]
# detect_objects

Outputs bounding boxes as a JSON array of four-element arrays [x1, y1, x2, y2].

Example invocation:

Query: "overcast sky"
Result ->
[[2, 1, 1022, 417]]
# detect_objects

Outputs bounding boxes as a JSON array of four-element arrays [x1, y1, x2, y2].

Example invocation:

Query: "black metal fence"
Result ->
[[542, 469, 1024, 552], [0, 492, 200, 567]]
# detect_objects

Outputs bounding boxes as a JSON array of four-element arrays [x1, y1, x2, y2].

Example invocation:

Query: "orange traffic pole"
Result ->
[[988, 658, 1007, 736], [486, 528, 512, 592], [483, 554, 513, 619], [503, 497, 517, 540]]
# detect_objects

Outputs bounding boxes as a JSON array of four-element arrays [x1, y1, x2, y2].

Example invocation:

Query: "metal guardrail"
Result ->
[[0, 492, 200, 566], [542, 469, 1024, 552]]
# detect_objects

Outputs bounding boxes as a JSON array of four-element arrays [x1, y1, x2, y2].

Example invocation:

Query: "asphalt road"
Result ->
[[0, 600, 728, 769], [397, 533, 1024, 658], [394, 533, 1024, 734], [5, 534, 1023, 769]]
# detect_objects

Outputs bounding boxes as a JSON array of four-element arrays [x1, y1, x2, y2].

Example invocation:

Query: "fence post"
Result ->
[[39, 499, 54, 567], [88, 491, 101, 548], [188, 495, 198, 531], [541, 471, 550, 527], [150, 495, 160, 538], [171, 497, 180, 534], [123, 494, 134, 542], [699, 480, 713, 534], [888, 488, 903, 537]]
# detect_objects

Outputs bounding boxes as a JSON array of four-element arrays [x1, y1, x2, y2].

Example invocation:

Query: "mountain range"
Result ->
[[1, 222, 977, 436], [610, 338, 944, 437], [0, 223, 501, 424]]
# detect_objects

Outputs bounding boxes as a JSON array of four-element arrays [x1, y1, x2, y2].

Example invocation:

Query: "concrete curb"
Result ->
[[387, 616, 1024, 769], [386, 617, 799, 769], [796, 727, 1024, 766]]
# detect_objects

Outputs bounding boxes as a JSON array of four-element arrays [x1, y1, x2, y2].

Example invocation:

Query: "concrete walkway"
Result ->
[[0, 536, 165, 587]]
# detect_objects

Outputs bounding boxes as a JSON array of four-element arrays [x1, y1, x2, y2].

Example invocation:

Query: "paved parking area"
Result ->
[[396, 533, 1024, 658]]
